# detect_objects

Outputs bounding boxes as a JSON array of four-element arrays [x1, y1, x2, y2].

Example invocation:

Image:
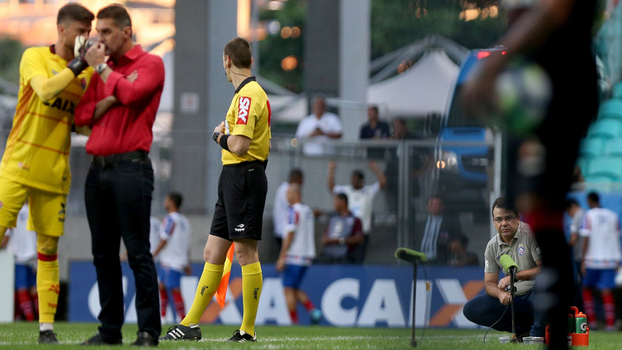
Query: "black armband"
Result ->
[[219, 134, 230, 151]]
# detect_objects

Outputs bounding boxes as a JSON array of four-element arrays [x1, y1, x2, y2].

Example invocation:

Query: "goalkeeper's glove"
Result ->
[[67, 35, 92, 76]]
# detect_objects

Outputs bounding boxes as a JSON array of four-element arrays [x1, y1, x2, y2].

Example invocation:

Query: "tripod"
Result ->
[[508, 267, 519, 343], [394, 248, 427, 348], [410, 262, 419, 347]]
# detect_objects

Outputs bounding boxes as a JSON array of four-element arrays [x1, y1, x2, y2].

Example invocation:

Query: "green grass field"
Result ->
[[0, 322, 620, 349]]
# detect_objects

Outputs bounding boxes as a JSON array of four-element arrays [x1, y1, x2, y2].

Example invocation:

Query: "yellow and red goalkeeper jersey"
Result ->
[[0, 46, 93, 194]]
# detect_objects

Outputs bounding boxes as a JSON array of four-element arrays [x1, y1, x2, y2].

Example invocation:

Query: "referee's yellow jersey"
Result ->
[[222, 77, 271, 165], [0, 46, 93, 194]]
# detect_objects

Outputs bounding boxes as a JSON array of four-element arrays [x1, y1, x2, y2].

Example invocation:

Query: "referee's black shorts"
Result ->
[[210, 160, 268, 241]]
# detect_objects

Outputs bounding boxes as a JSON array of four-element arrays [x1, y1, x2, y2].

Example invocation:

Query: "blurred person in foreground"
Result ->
[[276, 184, 322, 325], [0, 3, 94, 343], [328, 160, 386, 263], [463, 198, 543, 338], [1, 203, 38, 322], [152, 192, 192, 324], [316, 193, 365, 264], [273, 169, 304, 250], [360, 105, 390, 139], [76, 4, 165, 346], [579, 192, 621, 331], [295, 95, 343, 156], [462, 0, 598, 347]]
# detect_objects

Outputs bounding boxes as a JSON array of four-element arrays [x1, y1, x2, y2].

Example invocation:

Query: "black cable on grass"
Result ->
[[483, 302, 510, 343]]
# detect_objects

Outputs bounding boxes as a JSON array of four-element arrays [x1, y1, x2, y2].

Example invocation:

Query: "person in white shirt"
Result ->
[[295, 96, 343, 156], [273, 169, 304, 249], [150, 216, 162, 259], [580, 192, 622, 331], [565, 198, 585, 311], [152, 192, 192, 324], [0, 203, 38, 321], [327, 160, 386, 262], [276, 184, 322, 324]]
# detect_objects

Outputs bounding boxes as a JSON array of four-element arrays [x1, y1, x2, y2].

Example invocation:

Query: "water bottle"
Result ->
[[575, 312, 588, 334]]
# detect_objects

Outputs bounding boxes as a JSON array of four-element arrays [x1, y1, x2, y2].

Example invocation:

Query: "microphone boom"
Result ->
[[395, 248, 427, 264]]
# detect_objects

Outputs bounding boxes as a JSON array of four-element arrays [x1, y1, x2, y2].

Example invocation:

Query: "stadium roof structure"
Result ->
[[269, 34, 468, 121], [156, 34, 468, 122], [367, 49, 460, 118], [369, 33, 468, 85]]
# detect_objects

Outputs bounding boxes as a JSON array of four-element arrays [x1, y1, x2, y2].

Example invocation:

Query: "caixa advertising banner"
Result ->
[[68, 262, 485, 328]]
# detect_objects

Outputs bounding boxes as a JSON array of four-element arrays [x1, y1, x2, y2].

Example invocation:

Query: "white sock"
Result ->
[[40, 323, 53, 332]]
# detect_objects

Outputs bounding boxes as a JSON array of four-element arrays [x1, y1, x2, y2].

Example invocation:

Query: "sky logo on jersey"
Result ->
[[518, 244, 525, 256], [237, 96, 251, 125]]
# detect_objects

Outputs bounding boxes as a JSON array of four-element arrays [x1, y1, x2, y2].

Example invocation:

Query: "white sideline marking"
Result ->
[[195, 335, 405, 342], [0, 333, 493, 349]]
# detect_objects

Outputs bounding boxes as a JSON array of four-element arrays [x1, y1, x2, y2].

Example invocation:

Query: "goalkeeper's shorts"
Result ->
[[0, 177, 66, 237]]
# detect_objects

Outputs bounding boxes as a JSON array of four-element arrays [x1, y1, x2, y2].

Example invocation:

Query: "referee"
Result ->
[[161, 37, 270, 343]]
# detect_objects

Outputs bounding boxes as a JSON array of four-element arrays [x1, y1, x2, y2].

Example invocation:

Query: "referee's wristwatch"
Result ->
[[95, 63, 107, 75], [338, 237, 345, 245], [212, 131, 220, 143]]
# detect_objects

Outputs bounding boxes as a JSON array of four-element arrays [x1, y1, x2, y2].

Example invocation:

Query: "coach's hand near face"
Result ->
[[85, 42, 106, 67]]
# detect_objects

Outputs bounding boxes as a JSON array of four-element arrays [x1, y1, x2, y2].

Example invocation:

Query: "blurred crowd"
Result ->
[[286, 95, 479, 266]]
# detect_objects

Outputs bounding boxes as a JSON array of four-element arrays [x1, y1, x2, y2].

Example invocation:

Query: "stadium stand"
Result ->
[[577, 92, 622, 188], [580, 137, 605, 158], [597, 99, 622, 121], [602, 138, 622, 157], [587, 119, 622, 139], [585, 156, 622, 181]]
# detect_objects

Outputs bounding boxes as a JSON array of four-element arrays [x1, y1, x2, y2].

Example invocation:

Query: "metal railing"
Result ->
[[0, 129, 502, 264], [266, 134, 502, 262]]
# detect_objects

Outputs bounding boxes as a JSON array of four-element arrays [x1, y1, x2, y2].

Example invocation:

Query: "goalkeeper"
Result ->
[[0, 3, 94, 344], [463, 198, 544, 339]]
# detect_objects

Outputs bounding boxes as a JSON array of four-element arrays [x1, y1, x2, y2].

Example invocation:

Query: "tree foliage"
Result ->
[[370, 0, 507, 59], [258, 0, 306, 92], [257, 0, 507, 92], [0, 37, 25, 86]]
